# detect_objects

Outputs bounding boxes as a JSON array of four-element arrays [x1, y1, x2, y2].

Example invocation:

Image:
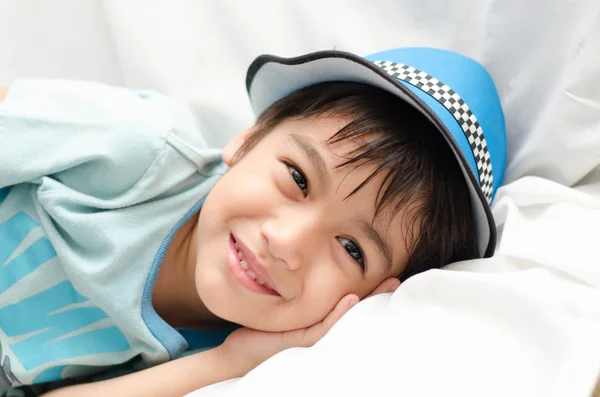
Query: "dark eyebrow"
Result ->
[[287, 133, 327, 183], [357, 218, 393, 274]]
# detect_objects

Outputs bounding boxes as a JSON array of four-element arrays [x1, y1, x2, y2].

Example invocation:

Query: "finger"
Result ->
[[300, 294, 358, 347], [324, 294, 359, 328], [366, 277, 401, 298]]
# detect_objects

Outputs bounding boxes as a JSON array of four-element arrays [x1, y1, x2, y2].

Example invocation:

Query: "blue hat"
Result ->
[[245, 48, 507, 258]]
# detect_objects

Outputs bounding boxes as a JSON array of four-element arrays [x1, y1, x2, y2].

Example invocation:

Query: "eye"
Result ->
[[286, 163, 309, 197], [338, 237, 365, 271]]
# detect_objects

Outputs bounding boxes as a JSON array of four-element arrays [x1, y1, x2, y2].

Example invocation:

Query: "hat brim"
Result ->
[[246, 50, 496, 258]]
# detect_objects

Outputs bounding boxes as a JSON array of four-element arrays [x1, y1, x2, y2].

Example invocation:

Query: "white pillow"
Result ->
[[188, 176, 600, 397]]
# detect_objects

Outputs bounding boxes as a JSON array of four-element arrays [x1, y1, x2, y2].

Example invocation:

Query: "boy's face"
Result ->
[[194, 116, 411, 331]]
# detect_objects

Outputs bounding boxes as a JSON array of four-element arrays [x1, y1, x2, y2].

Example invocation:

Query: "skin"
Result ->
[[154, 116, 414, 333], [44, 115, 411, 397], [1, 86, 407, 333], [0, 86, 416, 395]]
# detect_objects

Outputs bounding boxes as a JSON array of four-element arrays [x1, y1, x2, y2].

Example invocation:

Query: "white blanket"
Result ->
[[1, 1, 599, 396], [191, 177, 600, 397]]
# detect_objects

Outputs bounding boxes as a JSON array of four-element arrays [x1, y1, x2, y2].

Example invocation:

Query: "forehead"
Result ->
[[278, 115, 353, 144], [273, 116, 367, 165]]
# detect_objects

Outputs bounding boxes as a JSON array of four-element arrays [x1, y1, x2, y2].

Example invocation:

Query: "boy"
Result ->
[[0, 47, 506, 396]]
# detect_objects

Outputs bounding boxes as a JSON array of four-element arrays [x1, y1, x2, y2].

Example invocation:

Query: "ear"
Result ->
[[366, 277, 401, 298], [222, 127, 257, 166]]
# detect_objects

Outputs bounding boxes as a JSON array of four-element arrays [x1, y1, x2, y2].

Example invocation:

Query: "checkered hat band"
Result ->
[[373, 60, 493, 204]]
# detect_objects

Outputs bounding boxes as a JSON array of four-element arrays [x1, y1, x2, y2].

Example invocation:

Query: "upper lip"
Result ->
[[233, 235, 281, 296]]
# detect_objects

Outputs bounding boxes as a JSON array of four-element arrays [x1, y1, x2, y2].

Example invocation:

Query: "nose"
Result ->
[[260, 213, 319, 271]]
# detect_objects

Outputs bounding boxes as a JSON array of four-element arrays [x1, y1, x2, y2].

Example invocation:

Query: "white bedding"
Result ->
[[1, 1, 600, 396], [191, 176, 600, 397]]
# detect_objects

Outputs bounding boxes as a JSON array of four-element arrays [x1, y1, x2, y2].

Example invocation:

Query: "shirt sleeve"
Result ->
[[0, 78, 195, 198]]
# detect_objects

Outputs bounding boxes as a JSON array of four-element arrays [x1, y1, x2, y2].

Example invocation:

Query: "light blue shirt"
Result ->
[[0, 79, 230, 390]]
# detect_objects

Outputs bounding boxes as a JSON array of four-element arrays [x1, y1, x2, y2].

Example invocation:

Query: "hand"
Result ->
[[0, 86, 8, 103], [219, 277, 400, 377]]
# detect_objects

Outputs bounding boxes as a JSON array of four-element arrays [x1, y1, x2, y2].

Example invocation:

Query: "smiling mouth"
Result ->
[[227, 234, 281, 296]]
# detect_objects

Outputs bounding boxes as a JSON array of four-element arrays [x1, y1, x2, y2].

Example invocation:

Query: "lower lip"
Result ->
[[227, 234, 279, 296]]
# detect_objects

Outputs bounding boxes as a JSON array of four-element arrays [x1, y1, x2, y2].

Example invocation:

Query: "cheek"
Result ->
[[220, 160, 283, 211], [272, 271, 352, 331]]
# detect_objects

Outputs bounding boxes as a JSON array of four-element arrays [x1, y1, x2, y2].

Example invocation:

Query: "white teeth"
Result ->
[[235, 243, 273, 290]]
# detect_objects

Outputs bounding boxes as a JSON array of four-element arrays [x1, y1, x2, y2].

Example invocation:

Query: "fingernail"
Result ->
[[392, 281, 401, 291], [348, 297, 359, 309]]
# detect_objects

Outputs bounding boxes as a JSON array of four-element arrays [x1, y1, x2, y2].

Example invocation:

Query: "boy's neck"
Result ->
[[152, 214, 223, 329]]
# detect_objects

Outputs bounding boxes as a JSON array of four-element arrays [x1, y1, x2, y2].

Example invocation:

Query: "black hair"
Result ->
[[233, 82, 478, 281]]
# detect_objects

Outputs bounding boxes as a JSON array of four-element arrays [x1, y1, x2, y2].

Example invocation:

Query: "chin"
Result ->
[[236, 318, 294, 333], [209, 302, 284, 330], [194, 262, 323, 332], [237, 311, 319, 332], [206, 299, 304, 332]]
